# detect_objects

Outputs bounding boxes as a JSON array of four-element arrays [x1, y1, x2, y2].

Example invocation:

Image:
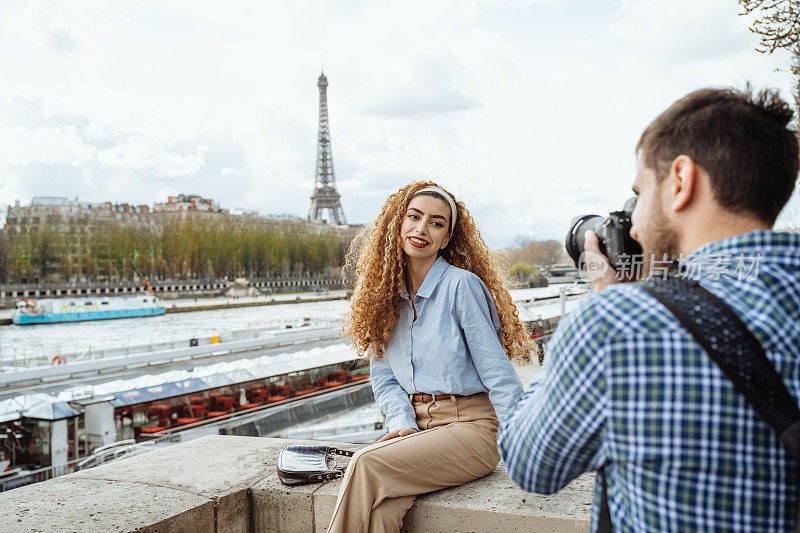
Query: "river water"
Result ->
[[0, 285, 574, 369], [0, 299, 351, 367]]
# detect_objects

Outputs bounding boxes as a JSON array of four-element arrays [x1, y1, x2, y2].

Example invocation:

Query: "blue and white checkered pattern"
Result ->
[[498, 230, 800, 532]]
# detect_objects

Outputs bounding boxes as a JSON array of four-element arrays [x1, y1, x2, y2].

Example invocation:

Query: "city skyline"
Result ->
[[3, 192, 300, 220], [1, 1, 798, 248]]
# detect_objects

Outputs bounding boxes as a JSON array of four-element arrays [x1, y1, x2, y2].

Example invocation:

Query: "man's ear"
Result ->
[[667, 155, 697, 213]]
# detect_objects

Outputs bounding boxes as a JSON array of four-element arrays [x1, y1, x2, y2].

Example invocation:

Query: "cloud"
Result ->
[[357, 48, 487, 118], [0, 125, 96, 166], [362, 88, 482, 119], [46, 29, 81, 55], [608, 0, 751, 65], [3, 97, 91, 129], [96, 136, 209, 178], [0, 0, 796, 246], [776, 192, 800, 229]]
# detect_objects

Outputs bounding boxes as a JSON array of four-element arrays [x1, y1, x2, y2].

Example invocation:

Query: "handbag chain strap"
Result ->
[[328, 447, 355, 457], [309, 447, 356, 482]]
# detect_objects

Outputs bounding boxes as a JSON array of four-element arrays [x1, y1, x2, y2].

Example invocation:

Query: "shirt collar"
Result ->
[[683, 229, 800, 266], [400, 256, 451, 300]]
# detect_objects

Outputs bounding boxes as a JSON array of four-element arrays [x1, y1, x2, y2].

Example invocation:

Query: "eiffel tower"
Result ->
[[309, 71, 346, 225]]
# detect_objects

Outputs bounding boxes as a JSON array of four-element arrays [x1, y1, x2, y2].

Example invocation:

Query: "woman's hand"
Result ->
[[377, 427, 418, 442]]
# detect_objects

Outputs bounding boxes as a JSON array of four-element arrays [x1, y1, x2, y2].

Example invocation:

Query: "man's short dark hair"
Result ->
[[637, 86, 799, 224]]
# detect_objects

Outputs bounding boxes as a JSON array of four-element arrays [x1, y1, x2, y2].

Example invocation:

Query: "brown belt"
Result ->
[[409, 393, 468, 403]]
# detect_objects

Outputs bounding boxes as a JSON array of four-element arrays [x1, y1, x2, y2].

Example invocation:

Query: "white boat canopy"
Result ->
[[0, 343, 358, 422]]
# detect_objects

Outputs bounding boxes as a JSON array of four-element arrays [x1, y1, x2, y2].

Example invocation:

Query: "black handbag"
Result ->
[[277, 445, 355, 486]]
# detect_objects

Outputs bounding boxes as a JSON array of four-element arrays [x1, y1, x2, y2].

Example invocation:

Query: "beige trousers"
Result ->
[[326, 393, 500, 533]]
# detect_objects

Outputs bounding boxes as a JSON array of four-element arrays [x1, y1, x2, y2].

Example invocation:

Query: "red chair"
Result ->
[[273, 385, 290, 396], [175, 417, 200, 426], [266, 395, 288, 403], [140, 426, 166, 435], [207, 411, 228, 418], [330, 370, 348, 382], [188, 404, 206, 417], [239, 403, 260, 410], [215, 396, 236, 410], [189, 395, 205, 404], [323, 381, 344, 389], [146, 404, 171, 419], [352, 374, 369, 381], [294, 389, 315, 396]]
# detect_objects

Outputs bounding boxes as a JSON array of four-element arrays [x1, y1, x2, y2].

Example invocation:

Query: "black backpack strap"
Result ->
[[638, 277, 800, 460], [596, 467, 613, 533]]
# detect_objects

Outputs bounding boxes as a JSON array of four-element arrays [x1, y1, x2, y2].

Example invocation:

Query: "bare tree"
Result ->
[[4, 215, 355, 283], [0, 229, 8, 283], [503, 237, 568, 267], [739, 1, 800, 125]]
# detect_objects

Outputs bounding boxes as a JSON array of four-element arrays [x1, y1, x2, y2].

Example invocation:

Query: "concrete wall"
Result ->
[[0, 435, 594, 532]]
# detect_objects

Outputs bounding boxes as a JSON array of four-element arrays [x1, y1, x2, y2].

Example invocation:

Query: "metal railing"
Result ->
[[0, 276, 339, 292], [0, 457, 85, 492], [0, 434, 181, 493], [76, 439, 165, 470], [0, 318, 340, 372], [0, 325, 341, 389], [0, 381, 374, 492]]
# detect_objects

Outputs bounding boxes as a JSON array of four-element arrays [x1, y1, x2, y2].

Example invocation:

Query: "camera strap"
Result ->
[[635, 276, 800, 532]]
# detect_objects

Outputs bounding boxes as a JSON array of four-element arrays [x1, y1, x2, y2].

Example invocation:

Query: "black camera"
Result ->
[[565, 198, 642, 270]]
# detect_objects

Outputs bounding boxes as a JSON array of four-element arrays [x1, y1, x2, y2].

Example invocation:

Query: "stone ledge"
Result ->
[[1, 476, 215, 532], [0, 435, 593, 532]]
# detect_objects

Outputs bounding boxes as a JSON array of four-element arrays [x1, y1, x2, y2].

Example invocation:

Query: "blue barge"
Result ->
[[12, 296, 166, 325]]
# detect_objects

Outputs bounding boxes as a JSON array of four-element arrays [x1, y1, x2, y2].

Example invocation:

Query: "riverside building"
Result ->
[[1, 194, 331, 284]]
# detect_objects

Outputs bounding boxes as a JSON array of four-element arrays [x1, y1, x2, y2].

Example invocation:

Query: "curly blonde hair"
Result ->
[[342, 181, 530, 362]]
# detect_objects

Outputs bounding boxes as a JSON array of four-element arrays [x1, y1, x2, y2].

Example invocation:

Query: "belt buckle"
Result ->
[[410, 393, 436, 404]]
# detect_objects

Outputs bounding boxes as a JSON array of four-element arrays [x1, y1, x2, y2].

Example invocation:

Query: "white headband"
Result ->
[[413, 186, 457, 233]]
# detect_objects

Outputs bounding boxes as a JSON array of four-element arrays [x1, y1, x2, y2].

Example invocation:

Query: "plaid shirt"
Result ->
[[498, 230, 800, 532]]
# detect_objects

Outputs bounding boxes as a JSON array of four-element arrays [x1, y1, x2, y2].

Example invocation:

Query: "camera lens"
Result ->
[[565, 214, 603, 267]]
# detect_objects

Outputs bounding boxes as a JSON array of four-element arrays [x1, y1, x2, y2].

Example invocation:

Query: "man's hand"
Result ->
[[582, 230, 622, 292], [377, 427, 418, 442]]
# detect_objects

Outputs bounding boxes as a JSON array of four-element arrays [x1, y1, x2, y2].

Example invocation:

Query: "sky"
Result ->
[[0, 0, 798, 247]]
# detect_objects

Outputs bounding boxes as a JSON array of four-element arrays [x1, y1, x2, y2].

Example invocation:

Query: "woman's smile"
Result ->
[[407, 236, 430, 248]]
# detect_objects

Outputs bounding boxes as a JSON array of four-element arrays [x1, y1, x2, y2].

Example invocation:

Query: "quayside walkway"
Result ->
[[0, 435, 593, 532]]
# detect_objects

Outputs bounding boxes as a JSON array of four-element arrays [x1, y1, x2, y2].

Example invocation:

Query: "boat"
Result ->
[[0, 331, 369, 490], [12, 258, 165, 325], [12, 295, 166, 325]]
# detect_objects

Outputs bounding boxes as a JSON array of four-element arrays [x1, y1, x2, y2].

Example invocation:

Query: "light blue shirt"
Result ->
[[370, 256, 524, 432]]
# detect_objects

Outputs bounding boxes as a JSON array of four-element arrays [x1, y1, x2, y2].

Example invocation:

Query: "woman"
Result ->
[[328, 181, 529, 533]]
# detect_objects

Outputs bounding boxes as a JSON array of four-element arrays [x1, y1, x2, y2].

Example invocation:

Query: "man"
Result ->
[[498, 87, 800, 531]]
